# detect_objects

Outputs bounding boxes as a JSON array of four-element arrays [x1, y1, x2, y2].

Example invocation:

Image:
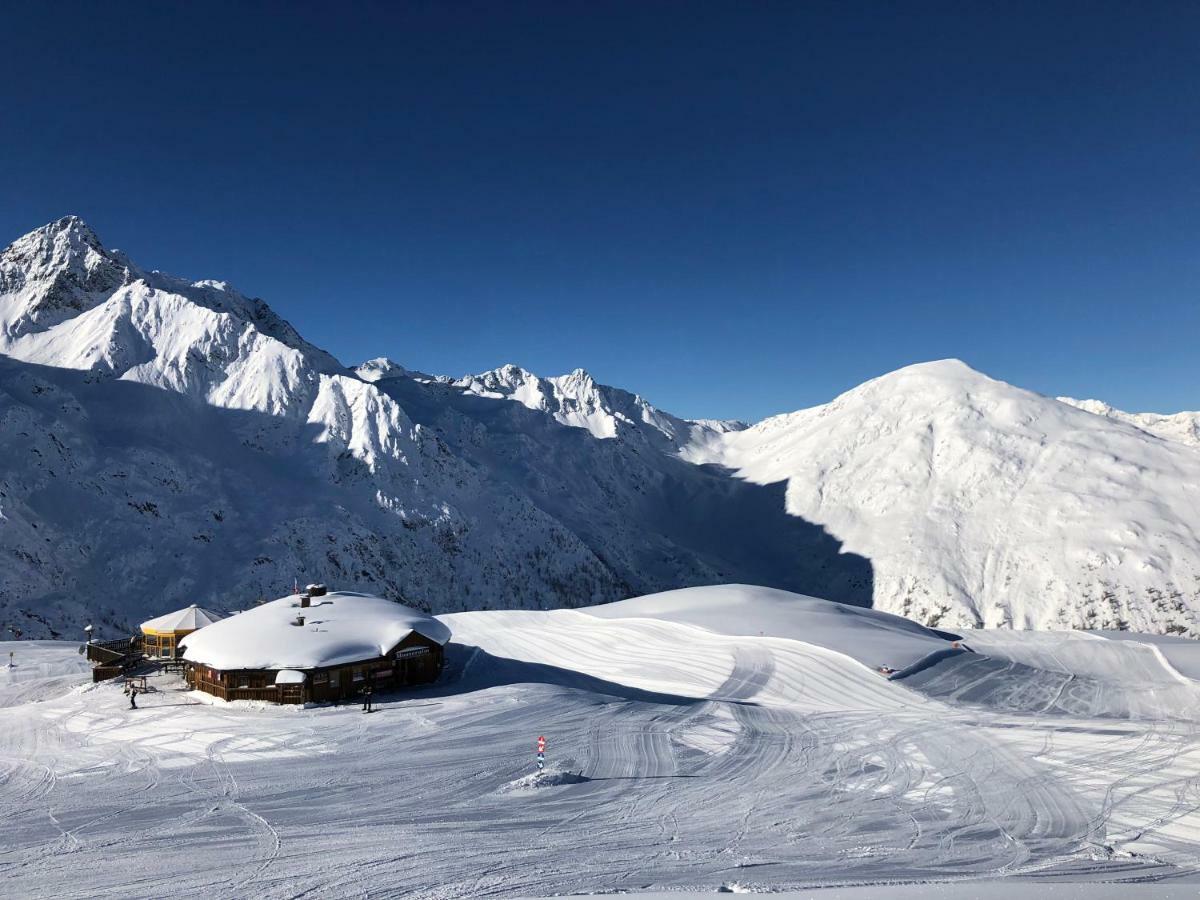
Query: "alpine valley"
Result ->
[[2, 218, 1198, 638]]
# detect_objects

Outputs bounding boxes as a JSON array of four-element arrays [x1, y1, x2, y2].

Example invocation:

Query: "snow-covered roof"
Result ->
[[274, 669, 306, 685], [179, 591, 451, 671], [140, 604, 224, 634]]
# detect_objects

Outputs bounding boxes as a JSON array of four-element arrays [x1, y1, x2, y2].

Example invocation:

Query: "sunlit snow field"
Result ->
[[2, 585, 1200, 898]]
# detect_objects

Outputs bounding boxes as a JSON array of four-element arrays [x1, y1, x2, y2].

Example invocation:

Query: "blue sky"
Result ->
[[1, 2, 1197, 422]]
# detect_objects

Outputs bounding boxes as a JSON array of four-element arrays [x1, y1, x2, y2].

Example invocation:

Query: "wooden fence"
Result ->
[[191, 678, 304, 704], [86, 635, 142, 664]]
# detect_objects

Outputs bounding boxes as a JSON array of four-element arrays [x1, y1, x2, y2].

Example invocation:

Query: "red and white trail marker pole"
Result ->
[[536, 735, 546, 771]]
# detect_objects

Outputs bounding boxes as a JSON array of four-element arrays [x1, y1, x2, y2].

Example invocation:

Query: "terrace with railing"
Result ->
[[85, 635, 143, 682]]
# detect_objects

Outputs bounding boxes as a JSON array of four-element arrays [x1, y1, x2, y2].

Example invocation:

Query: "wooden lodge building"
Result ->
[[179, 586, 451, 705]]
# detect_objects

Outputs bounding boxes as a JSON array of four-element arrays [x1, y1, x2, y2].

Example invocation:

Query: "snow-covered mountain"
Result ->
[[1058, 396, 1200, 449], [0, 220, 627, 635], [356, 360, 872, 609], [2, 217, 1199, 639], [0, 218, 854, 637], [686, 360, 1200, 634], [443, 362, 745, 450]]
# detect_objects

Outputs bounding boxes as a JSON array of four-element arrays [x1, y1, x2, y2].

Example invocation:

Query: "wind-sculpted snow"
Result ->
[[585, 584, 955, 671], [902, 629, 1200, 721], [686, 360, 1200, 636], [2, 587, 1200, 896]]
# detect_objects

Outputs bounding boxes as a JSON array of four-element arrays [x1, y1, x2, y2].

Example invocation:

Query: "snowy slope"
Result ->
[[1059, 396, 1200, 449], [685, 361, 1200, 635], [359, 363, 873, 605], [4, 586, 1200, 896], [584, 583, 955, 671]]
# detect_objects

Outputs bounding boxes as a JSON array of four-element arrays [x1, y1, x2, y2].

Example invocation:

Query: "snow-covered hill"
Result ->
[[686, 361, 1200, 634]]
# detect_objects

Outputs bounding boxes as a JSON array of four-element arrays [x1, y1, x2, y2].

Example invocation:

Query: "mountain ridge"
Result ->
[[1, 217, 1198, 638]]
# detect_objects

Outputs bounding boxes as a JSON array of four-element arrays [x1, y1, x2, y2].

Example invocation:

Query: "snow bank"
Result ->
[[180, 591, 450, 670], [498, 769, 590, 793], [1089, 630, 1200, 681]]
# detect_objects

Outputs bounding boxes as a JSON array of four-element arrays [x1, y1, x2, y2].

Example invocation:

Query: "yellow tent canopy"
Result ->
[[140, 604, 223, 658]]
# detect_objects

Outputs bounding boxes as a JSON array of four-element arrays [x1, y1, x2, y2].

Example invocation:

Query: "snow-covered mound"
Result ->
[[445, 586, 952, 711], [497, 769, 590, 792], [686, 360, 1200, 635], [585, 584, 955, 672], [180, 591, 450, 670]]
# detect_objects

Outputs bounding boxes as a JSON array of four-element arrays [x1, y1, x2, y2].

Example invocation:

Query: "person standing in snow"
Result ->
[[128, 685, 138, 709], [361, 684, 373, 713]]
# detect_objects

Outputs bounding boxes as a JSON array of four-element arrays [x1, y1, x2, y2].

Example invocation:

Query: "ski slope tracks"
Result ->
[[2, 585, 1200, 898]]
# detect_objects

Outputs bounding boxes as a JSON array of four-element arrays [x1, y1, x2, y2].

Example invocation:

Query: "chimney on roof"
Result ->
[[299, 592, 311, 608], [294, 615, 306, 627], [306, 583, 327, 597]]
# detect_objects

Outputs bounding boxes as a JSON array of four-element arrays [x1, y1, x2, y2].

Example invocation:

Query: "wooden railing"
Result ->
[[192, 679, 299, 703], [86, 635, 143, 681], [86, 635, 142, 664]]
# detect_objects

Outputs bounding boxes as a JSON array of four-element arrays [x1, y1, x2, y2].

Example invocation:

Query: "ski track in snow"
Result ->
[[2, 615, 1200, 898]]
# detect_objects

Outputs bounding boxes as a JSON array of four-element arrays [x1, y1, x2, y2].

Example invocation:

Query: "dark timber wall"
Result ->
[[184, 631, 444, 704]]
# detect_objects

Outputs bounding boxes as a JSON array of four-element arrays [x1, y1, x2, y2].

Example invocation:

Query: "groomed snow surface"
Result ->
[[3, 585, 1200, 898]]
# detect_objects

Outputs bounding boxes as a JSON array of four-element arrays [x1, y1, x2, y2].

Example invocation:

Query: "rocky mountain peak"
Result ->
[[0, 216, 136, 335]]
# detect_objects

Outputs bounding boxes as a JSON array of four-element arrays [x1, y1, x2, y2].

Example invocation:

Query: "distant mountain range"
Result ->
[[1, 217, 1197, 637]]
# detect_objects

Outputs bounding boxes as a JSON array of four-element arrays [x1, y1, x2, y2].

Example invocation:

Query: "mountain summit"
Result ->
[[0, 216, 135, 336], [688, 359, 1200, 633]]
